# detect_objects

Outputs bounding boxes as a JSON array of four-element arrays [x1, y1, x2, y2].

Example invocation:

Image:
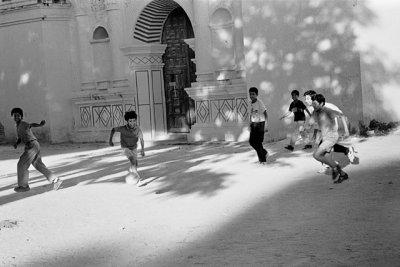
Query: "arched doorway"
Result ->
[[161, 7, 196, 133]]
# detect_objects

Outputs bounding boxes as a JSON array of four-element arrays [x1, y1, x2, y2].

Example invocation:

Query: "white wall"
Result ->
[[356, 0, 400, 122], [242, 0, 365, 141], [0, 5, 77, 143], [0, 12, 49, 142]]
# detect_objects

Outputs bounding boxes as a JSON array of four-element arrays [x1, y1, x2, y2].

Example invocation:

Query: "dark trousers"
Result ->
[[319, 141, 348, 154], [333, 144, 348, 154], [249, 122, 267, 163]]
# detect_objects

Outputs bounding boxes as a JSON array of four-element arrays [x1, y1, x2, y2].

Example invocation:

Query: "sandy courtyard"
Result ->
[[1, 132, 400, 266]]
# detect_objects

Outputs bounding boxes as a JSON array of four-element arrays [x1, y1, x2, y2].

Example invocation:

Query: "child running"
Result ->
[[109, 111, 145, 184], [303, 90, 355, 163], [11, 107, 63, 192], [280, 89, 311, 151], [248, 87, 268, 164], [308, 94, 349, 183]]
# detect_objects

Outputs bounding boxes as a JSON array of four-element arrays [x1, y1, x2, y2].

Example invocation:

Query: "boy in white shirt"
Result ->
[[248, 87, 268, 164]]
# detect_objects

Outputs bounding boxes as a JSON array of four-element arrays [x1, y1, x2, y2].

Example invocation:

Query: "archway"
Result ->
[[161, 7, 196, 133]]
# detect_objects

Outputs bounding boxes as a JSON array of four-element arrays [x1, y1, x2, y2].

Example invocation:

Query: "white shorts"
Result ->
[[122, 148, 138, 161], [319, 132, 339, 152]]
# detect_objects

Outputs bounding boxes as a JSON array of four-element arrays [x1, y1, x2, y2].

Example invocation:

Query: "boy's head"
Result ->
[[249, 87, 258, 102], [291, 90, 300, 100], [11, 107, 23, 123], [124, 111, 137, 128], [303, 90, 317, 106], [312, 94, 325, 110]]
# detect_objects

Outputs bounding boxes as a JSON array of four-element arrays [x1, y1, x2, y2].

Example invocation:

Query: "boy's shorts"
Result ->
[[319, 132, 339, 152], [122, 148, 137, 161]]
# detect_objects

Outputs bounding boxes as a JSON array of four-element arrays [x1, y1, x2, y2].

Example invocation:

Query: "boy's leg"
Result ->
[[249, 123, 265, 162], [313, 147, 337, 169], [333, 144, 348, 154], [123, 148, 140, 182], [17, 143, 39, 188], [313, 137, 347, 181], [289, 122, 299, 147], [333, 143, 355, 163], [30, 141, 62, 190], [257, 122, 267, 163]]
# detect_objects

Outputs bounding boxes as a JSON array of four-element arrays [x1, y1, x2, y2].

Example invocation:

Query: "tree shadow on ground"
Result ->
[[12, 156, 399, 267], [142, 160, 400, 267], [0, 137, 363, 206]]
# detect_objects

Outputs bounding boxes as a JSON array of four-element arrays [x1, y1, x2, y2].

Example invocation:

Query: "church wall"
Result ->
[[0, 5, 76, 143], [356, 0, 400, 123], [2, 0, 398, 144]]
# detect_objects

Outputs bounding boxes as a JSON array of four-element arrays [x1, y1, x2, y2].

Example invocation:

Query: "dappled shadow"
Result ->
[[143, 160, 400, 266], [0, 136, 365, 206], [10, 149, 399, 266], [243, 0, 400, 138]]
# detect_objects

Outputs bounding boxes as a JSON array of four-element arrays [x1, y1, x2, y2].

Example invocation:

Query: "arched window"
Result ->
[[91, 26, 112, 83], [93, 26, 109, 40], [210, 8, 235, 72]]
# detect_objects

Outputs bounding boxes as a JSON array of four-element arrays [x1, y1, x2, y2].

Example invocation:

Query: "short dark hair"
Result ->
[[124, 110, 137, 121], [303, 90, 316, 97], [249, 87, 258, 95], [313, 94, 325, 105], [11, 107, 23, 117], [291, 90, 299, 96]]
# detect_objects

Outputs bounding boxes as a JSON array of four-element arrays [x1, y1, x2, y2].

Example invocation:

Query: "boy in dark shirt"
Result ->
[[280, 90, 311, 151]]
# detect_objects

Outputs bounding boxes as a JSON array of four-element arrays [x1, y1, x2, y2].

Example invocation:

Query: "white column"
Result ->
[[75, 12, 95, 84], [193, 0, 214, 82], [106, 4, 125, 80]]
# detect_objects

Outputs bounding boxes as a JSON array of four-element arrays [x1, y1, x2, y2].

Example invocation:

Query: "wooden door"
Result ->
[[162, 7, 196, 133]]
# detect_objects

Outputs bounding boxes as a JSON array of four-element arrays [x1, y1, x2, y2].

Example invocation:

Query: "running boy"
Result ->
[[280, 90, 311, 151], [11, 107, 63, 192], [303, 90, 355, 163], [308, 94, 348, 183], [248, 87, 268, 164], [109, 111, 145, 182]]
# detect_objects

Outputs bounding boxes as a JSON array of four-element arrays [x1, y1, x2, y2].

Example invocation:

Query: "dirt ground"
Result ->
[[1, 131, 400, 267]]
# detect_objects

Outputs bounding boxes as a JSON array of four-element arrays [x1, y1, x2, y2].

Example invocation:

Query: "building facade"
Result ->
[[1, 0, 399, 144]]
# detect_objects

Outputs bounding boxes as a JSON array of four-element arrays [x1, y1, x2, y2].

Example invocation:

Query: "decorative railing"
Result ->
[[72, 78, 136, 130]]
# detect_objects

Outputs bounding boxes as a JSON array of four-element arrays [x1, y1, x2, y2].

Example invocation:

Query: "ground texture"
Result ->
[[1, 132, 399, 266]]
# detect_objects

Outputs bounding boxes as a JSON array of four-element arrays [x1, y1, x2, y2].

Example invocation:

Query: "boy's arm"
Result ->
[[13, 138, 21, 149], [263, 110, 268, 132], [305, 107, 312, 117], [263, 110, 268, 121], [280, 111, 291, 120], [325, 107, 343, 118], [30, 120, 46, 128], [109, 128, 115, 146], [139, 130, 145, 156]]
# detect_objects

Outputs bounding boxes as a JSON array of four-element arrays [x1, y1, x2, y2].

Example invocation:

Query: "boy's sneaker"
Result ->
[[263, 149, 268, 162], [334, 173, 349, 184], [318, 165, 331, 174], [347, 146, 355, 163], [303, 144, 313, 150], [53, 179, 63, 191], [284, 145, 294, 151], [14, 186, 30, 192], [331, 167, 340, 181]]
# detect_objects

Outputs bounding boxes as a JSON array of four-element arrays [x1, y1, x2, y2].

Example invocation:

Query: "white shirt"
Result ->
[[250, 99, 267, 123]]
